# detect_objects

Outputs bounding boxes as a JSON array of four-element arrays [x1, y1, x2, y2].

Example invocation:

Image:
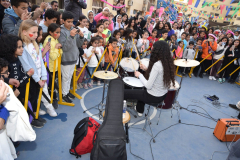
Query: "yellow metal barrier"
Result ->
[[69, 65, 82, 99], [24, 78, 30, 110], [105, 53, 117, 71], [50, 59, 56, 104], [217, 58, 237, 74], [35, 62, 47, 119], [230, 66, 240, 76], [114, 47, 123, 71], [91, 47, 108, 79], [188, 49, 198, 78], [175, 45, 184, 78], [204, 55, 224, 72], [190, 53, 213, 73], [57, 50, 75, 107]]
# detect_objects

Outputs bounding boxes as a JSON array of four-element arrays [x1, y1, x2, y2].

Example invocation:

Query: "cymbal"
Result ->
[[93, 71, 118, 80], [174, 59, 200, 67]]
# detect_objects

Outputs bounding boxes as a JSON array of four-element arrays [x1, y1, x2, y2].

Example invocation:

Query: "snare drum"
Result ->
[[119, 58, 139, 78], [140, 58, 150, 69], [158, 81, 180, 109], [123, 77, 144, 89]]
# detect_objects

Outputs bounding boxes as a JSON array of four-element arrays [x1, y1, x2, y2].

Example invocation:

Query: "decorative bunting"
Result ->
[[231, 7, 240, 17], [194, 0, 200, 8]]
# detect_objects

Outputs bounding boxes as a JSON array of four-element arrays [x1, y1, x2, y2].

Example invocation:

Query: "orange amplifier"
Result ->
[[213, 118, 240, 142]]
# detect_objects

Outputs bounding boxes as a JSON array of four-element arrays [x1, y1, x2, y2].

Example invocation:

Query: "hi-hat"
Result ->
[[174, 59, 200, 67], [93, 71, 118, 80]]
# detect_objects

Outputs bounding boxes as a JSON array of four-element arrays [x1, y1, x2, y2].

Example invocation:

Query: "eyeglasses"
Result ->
[[1, 69, 9, 75]]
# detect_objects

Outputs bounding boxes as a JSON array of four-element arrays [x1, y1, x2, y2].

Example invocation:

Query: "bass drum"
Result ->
[[119, 57, 139, 78], [158, 81, 180, 109]]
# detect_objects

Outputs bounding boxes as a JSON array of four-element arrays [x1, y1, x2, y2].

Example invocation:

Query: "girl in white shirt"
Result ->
[[83, 37, 101, 89], [209, 37, 228, 81], [124, 41, 176, 116]]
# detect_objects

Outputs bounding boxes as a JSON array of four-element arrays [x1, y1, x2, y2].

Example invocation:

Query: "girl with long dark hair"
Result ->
[[218, 39, 240, 84], [164, 22, 174, 40], [126, 18, 137, 31], [154, 21, 164, 38], [124, 41, 176, 116]]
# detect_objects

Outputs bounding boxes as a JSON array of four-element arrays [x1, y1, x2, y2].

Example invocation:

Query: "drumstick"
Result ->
[[133, 44, 141, 64], [130, 58, 136, 72]]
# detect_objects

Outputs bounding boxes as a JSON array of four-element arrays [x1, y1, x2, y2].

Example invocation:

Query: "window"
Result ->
[[215, 13, 219, 16], [223, 21, 230, 24], [225, 15, 232, 18], [234, 15, 237, 18], [133, 10, 138, 14], [92, 0, 104, 14], [204, 11, 207, 13], [237, 17, 240, 20]]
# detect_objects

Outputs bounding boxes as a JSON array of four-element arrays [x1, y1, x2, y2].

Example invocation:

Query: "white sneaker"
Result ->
[[97, 81, 101, 86], [209, 76, 213, 80], [91, 80, 94, 85], [77, 83, 83, 89], [39, 109, 46, 115], [47, 107, 57, 117], [134, 106, 143, 117], [212, 76, 216, 81]]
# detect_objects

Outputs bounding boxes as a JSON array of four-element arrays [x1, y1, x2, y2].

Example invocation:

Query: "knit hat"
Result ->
[[208, 34, 217, 41], [226, 30, 234, 36], [103, 7, 109, 12]]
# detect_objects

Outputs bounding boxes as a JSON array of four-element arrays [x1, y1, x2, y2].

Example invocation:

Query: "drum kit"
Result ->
[[84, 45, 200, 122]]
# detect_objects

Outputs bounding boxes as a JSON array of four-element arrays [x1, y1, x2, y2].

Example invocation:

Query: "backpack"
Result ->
[[69, 117, 100, 158]]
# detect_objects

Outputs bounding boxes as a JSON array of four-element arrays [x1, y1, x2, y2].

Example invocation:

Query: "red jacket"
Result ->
[[147, 36, 158, 50]]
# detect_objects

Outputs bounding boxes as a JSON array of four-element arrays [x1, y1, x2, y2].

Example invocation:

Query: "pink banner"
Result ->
[[220, 5, 226, 14], [188, 0, 192, 5]]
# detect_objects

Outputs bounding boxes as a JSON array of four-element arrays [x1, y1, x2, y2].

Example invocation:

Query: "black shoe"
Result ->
[[63, 95, 72, 103], [194, 73, 198, 77], [37, 116, 47, 124], [53, 99, 59, 109], [229, 79, 235, 84], [229, 104, 240, 111], [199, 74, 203, 78], [238, 113, 240, 119], [67, 92, 75, 99], [31, 119, 44, 128]]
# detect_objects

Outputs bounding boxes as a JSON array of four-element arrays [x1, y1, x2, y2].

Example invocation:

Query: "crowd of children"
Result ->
[[0, 0, 240, 159]]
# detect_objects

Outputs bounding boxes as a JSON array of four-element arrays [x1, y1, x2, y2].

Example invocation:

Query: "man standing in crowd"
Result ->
[[51, 0, 58, 11], [64, 0, 87, 25]]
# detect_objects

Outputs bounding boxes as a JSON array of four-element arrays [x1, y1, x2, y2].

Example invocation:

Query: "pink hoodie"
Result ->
[[94, 13, 114, 31], [174, 46, 183, 58]]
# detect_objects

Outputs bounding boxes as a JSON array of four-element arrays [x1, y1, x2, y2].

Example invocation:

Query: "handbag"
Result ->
[[215, 49, 224, 55]]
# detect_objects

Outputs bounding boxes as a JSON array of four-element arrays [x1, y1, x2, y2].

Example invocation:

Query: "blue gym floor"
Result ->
[[17, 75, 240, 160]]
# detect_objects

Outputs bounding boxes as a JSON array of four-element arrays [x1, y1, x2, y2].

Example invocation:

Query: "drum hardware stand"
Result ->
[[129, 105, 156, 143], [83, 79, 108, 120]]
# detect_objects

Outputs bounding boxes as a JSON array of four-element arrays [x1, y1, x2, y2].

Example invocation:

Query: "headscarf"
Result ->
[[140, 20, 147, 29], [87, 10, 94, 20], [103, 7, 109, 12], [144, 15, 151, 21]]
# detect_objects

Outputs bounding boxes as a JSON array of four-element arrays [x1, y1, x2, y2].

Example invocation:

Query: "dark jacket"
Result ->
[[0, 4, 7, 33], [64, 0, 87, 21], [2, 8, 22, 35], [8, 57, 30, 88], [2, 8, 43, 35]]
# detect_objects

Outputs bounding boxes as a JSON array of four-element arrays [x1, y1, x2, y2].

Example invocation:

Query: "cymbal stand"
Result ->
[[83, 79, 108, 120]]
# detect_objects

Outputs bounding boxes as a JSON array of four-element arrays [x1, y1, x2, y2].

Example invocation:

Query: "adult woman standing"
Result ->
[[113, 15, 123, 33], [177, 22, 183, 30], [172, 22, 180, 39], [124, 41, 176, 116], [145, 15, 153, 35], [154, 21, 164, 38], [126, 18, 137, 31], [87, 10, 96, 33], [164, 22, 174, 40]]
